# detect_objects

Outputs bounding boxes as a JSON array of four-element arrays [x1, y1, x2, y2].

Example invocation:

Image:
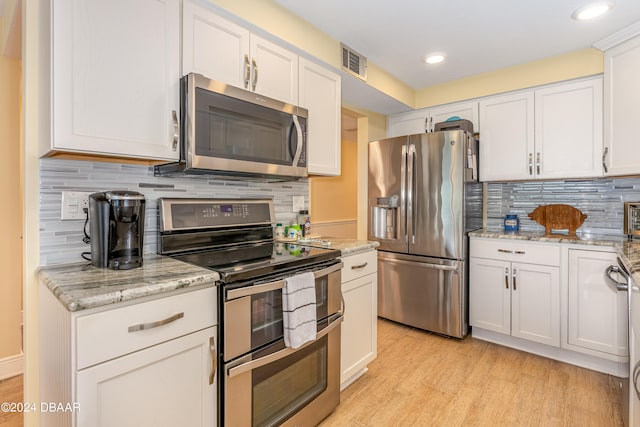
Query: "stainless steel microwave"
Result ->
[[155, 73, 308, 180]]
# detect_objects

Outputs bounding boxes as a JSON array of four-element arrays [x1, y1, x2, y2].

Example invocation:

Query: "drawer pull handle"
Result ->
[[127, 312, 184, 333], [351, 262, 368, 270], [497, 249, 525, 255], [209, 336, 217, 385]]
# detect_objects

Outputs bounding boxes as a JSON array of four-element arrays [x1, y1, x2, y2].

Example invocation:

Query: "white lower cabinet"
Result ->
[[340, 249, 377, 390], [567, 248, 628, 359], [469, 239, 560, 347], [40, 285, 217, 427]]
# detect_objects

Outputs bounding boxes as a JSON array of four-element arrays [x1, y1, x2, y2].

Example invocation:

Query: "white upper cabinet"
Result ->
[[534, 79, 603, 179], [47, 0, 181, 160], [299, 58, 341, 176], [479, 77, 603, 181], [387, 101, 479, 137], [479, 91, 535, 181], [183, 0, 298, 105], [603, 35, 640, 176]]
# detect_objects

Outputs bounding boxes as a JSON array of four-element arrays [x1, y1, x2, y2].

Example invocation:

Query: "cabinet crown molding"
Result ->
[[593, 20, 640, 51]]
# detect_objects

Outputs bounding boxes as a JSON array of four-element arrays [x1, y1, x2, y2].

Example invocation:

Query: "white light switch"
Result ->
[[292, 195, 305, 213], [61, 191, 93, 220]]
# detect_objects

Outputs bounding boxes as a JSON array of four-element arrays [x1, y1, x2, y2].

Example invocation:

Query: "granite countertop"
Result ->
[[294, 237, 379, 256], [469, 228, 640, 284], [38, 254, 219, 312]]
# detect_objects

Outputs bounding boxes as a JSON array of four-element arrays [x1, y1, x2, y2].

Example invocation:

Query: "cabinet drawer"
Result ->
[[470, 238, 560, 266], [76, 286, 216, 369], [341, 250, 378, 283]]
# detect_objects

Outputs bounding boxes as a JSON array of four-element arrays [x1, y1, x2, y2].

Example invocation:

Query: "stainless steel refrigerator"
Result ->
[[368, 129, 482, 338]]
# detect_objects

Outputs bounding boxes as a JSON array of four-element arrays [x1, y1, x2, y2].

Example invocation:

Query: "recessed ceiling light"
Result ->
[[572, 1, 614, 20], [425, 54, 445, 64]]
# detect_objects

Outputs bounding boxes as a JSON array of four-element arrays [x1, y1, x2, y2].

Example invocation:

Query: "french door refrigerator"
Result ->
[[368, 130, 482, 338]]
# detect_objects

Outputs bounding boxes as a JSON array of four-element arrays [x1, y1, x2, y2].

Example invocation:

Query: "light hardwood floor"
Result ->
[[0, 374, 23, 427], [321, 319, 624, 427]]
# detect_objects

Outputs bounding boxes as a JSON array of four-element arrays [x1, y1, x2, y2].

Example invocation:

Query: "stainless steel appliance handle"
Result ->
[[408, 144, 417, 244], [602, 146, 609, 174], [291, 115, 303, 166], [127, 312, 184, 333], [244, 54, 251, 89], [401, 144, 408, 242], [227, 315, 343, 378], [171, 110, 179, 151], [605, 264, 629, 292], [227, 262, 343, 300], [384, 257, 459, 272]]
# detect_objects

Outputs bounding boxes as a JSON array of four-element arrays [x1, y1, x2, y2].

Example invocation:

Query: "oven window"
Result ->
[[252, 335, 328, 427]]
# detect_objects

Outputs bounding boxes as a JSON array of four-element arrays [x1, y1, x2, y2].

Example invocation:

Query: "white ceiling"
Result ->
[[276, 0, 640, 92]]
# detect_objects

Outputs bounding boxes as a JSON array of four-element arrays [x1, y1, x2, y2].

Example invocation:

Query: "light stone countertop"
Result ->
[[294, 237, 379, 256], [469, 229, 640, 284], [38, 254, 219, 312]]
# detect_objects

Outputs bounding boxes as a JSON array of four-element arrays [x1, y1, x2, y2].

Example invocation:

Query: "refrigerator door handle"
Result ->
[[401, 144, 408, 243], [382, 257, 460, 272], [407, 144, 417, 244]]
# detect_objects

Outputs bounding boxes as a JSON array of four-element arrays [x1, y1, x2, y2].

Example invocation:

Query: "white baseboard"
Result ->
[[0, 352, 24, 380]]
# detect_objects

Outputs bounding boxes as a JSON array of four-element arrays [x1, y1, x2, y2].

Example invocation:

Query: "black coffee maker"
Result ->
[[89, 191, 146, 270]]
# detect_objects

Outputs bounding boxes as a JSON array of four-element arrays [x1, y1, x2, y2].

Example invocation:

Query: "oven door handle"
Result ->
[[226, 261, 344, 300], [226, 314, 343, 378]]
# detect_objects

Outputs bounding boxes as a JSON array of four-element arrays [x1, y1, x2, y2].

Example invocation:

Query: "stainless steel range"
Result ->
[[158, 198, 343, 427]]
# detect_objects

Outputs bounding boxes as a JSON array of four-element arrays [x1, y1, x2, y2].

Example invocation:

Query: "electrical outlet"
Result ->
[[61, 191, 93, 220], [292, 195, 305, 213]]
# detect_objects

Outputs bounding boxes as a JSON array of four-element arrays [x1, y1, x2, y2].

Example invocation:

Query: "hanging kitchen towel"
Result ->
[[282, 271, 317, 349]]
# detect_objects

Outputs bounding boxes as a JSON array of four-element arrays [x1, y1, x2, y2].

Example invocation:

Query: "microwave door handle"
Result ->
[[291, 115, 303, 166]]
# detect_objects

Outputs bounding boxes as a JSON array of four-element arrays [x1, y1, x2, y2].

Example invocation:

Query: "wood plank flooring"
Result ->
[[0, 374, 23, 427], [321, 319, 624, 427]]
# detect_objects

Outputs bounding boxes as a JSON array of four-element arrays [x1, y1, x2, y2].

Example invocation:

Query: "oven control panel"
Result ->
[[159, 198, 275, 231]]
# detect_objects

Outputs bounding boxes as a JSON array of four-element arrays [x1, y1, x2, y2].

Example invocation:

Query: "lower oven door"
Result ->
[[224, 261, 342, 361], [224, 315, 342, 427]]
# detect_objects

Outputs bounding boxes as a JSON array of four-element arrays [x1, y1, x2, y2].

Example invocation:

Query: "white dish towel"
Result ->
[[282, 271, 317, 349]]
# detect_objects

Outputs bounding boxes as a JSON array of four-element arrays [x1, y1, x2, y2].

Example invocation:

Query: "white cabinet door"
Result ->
[[478, 91, 535, 181], [249, 35, 299, 105], [76, 327, 217, 427], [183, 1, 297, 105], [299, 58, 341, 176], [510, 262, 560, 347], [182, 0, 250, 88], [387, 109, 428, 137], [535, 78, 603, 179], [469, 257, 511, 335], [604, 35, 640, 176], [427, 101, 479, 133], [567, 249, 628, 357], [340, 250, 377, 389], [51, 0, 180, 160]]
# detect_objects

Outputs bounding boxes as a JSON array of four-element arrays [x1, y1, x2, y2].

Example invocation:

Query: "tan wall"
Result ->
[[415, 48, 604, 108], [0, 55, 22, 360]]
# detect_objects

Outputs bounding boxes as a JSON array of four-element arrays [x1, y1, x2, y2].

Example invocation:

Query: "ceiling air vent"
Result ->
[[341, 43, 367, 81]]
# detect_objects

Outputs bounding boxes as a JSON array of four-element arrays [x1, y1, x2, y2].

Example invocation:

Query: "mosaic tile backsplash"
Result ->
[[486, 177, 640, 235], [40, 158, 310, 266]]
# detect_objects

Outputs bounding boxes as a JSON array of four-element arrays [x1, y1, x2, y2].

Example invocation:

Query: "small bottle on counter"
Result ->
[[298, 210, 311, 237], [504, 214, 520, 232], [274, 223, 285, 239]]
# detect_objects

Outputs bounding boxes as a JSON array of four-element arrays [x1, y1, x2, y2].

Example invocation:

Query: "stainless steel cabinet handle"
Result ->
[[602, 146, 609, 174], [536, 152, 541, 175], [351, 262, 368, 270], [251, 58, 258, 91], [498, 249, 525, 255], [512, 268, 517, 291], [528, 153, 533, 175], [424, 117, 429, 133], [128, 312, 184, 333], [209, 336, 217, 385], [244, 54, 251, 89], [504, 267, 509, 289], [171, 110, 179, 151]]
